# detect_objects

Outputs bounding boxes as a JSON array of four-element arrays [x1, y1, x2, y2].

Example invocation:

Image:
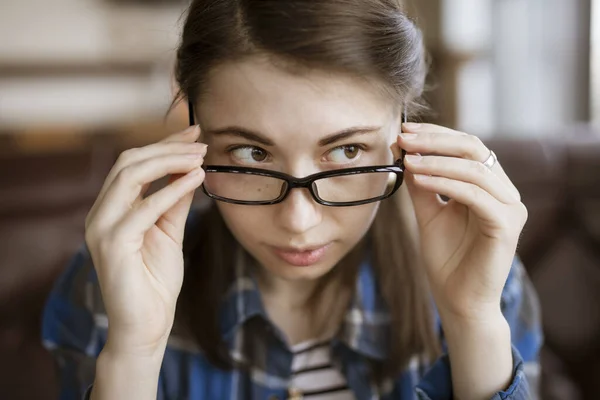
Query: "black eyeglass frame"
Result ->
[[201, 162, 404, 206], [188, 100, 407, 207]]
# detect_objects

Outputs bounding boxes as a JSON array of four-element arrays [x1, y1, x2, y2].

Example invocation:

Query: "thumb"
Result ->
[[403, 169, 444, 228], [156, 173, 197, 244], [392, 141, 443, 228]]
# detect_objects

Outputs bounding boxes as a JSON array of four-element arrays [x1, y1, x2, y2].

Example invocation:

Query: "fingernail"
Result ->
[[399, 133, 417, 140], [405, 154, 422, 163], [188, 167, 203, 176], [402, 122, 422, 131], [413, 174, 430, 181], [187, 125, 200, 135]]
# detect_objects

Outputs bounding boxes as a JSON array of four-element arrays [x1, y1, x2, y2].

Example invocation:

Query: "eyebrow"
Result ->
[[205, 126, 382, 147]]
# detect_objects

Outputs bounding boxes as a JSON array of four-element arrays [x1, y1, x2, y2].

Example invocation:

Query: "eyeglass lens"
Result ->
[[203, 171, 398, 203]]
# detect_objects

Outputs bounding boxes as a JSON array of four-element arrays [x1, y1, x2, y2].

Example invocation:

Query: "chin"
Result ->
[[267, 262, 335, 281]]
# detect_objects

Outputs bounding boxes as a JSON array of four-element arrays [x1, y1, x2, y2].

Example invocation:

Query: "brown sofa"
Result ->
[[1, 128, 599, 399]]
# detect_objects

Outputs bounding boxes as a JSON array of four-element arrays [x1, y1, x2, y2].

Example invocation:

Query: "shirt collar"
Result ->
[[218, 248, 391, 361]]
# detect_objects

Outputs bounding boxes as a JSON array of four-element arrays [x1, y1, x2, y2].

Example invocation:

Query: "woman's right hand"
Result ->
[[84, 125, 206, 357]]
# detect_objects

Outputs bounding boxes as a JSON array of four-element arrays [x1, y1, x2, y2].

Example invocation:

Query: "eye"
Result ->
[[229, 145, 269, 164], [326, 144, 365, 163]]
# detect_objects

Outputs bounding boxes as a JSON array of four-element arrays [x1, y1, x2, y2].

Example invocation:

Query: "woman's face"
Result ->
[[196, 56, 401, 282]]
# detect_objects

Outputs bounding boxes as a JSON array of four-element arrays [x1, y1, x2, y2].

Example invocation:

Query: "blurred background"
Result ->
[[0, 0, 599, 399]]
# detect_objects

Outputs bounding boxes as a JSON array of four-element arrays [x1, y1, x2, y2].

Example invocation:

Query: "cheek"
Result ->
[[217, 200, 381, 246], [330, 202, 380, 239], [216, 203, 270, 244]]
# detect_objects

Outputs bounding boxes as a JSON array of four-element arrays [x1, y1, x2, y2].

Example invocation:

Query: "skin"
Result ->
[[197, 57, 399, 341], [86, 55, 527, 400]]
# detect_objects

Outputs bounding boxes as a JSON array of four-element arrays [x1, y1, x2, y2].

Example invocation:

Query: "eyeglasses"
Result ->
[[201, 162, 404, 206], [188, 100, 406, 207]]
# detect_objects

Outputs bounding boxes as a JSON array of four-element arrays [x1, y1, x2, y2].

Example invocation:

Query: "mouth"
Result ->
[[270, 243, 333, 267]]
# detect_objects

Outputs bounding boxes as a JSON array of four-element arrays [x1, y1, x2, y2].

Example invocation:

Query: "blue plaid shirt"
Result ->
[[42, 207, 542, 400]]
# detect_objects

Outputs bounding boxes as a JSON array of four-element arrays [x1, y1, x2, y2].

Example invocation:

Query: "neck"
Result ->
[[255, 268, 330, 311], [256, 267, 341, 344]]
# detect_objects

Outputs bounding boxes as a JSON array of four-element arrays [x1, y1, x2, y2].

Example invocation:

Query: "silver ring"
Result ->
[[482, 150, 497, 169]]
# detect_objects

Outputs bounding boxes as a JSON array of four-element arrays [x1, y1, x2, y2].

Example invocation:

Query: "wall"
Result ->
[[0, 0, 185, 130], [493, 0, 591, 136]]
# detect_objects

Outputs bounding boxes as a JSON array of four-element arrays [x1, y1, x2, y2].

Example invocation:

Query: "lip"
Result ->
[[270, 243, 333, 267]]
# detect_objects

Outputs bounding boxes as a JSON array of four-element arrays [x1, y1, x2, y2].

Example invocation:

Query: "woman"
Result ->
[[42, 0, 542, 399]]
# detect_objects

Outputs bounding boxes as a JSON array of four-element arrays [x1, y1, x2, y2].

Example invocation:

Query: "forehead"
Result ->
[[196, 56, 397, 140]]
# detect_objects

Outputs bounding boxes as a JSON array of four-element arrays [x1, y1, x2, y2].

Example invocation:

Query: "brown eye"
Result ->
[[230, 146, 270, 164], [326, 144, 365, 163], [251, 148, 267, 161], [343, 145, 359, 159]]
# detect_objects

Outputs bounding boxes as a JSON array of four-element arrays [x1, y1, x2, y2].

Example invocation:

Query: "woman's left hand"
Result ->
[[397, 123, 528, 323]]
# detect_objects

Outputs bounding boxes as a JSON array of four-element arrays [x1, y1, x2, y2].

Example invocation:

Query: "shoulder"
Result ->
[[429, 254, 543, 359]]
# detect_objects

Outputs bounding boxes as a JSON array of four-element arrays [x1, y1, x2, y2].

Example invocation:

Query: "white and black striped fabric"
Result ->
[[288, 339, 354, 399]]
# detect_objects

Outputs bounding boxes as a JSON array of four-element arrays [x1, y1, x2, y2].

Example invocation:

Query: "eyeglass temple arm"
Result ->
[[400, 104, 408, 162], [189, 100, 196, 126]]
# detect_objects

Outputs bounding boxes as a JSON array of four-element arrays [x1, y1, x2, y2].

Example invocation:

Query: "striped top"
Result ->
[[289, 339, 353, 399]]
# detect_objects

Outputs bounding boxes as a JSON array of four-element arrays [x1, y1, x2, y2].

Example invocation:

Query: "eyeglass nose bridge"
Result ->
[[286, 174, 317, 188], [276, 175, 323, 204]]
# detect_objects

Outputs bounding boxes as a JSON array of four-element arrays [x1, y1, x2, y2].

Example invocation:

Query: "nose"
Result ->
[[275, 186, 323, 235]]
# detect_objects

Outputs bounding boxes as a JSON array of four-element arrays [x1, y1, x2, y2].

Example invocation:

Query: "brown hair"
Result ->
[[174, 0, 440, 383]]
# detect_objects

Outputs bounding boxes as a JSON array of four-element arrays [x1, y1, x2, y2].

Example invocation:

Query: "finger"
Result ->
[[402, 122, 464, 136], [411, 174, 505, 226], [391, 141, 443, 227], [88, 132, 205, 222], [108, 125, 201, 198], [404, 169, 447, 228], [162, 124, 201, 143], [93, 154, 205, 229], [403, 154, 520, 204], [397, 128, 519, 199], [103, 140, 206, 198], [399, 126, 486, 162], [116, 167, 205, 241], [155, 174, 196, 244]]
